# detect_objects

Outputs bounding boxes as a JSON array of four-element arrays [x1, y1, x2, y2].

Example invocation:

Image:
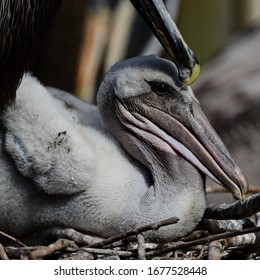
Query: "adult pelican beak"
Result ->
[[130, 0, 200, 85]]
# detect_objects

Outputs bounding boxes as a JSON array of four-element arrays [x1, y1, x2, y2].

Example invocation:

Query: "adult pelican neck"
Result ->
[[0, 0, 199, 112]]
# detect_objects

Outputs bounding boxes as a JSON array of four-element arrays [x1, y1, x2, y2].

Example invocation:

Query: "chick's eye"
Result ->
[[152, 82, 170, 95]]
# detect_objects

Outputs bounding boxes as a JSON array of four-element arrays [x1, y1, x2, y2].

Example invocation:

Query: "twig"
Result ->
[[207, 240, 223, 260], [204, 193, 260, 220], [225, 233, 258, 248], [60, 250, 94, 260], [80, 248, 135, 258], [86, 217, 179, 248], [207, 231, 260, 260], [127, 241, 165, 251], [0, 243, 9, 260], [137, 234, 146, 260], [3, 246, 28, 259], [51, 228, 103, 245], [25, 239, 78, 260], [145, 226, 260, 257], [0, 231, 27, 247], [181, 230, 209, 241], [207, 185, 260, 193], [201, 219, 253, 234], [247, 186, 260, 193], [196, 245, 208, 260]]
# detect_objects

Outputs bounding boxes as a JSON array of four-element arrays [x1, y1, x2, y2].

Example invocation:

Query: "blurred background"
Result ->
[[30, 0, 260, 188]]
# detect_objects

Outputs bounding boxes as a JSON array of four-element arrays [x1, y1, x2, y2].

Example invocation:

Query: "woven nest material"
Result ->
[[1, 192, 260, 260]]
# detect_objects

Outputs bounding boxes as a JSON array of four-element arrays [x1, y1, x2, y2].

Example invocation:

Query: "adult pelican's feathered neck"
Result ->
[[0, 0, 62, 111], [0, 0, 200, 112]]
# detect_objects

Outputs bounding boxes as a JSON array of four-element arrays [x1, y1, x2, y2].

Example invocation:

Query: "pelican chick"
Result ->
[[0, 55, 248, 244]]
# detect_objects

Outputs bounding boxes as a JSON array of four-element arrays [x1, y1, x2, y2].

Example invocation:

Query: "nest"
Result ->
[[1, 192, 260, 260]]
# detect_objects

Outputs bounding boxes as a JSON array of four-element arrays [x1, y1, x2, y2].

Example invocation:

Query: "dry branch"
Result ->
[[0, 231, 27, 247], [80, 247, 134, 258], [0, 243, 9, 260], [137, 234, 146, 260], [145, 226, 260, 257], [51, 228, 103, 245], [207, 240, 223, 260], [24, 239, 77, 260], [85, 216, 179, 248], [207, 185, 260, 193], [201, 219, 253, 234]]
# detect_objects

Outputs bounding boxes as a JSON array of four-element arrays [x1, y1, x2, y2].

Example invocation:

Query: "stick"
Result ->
[[26, 239, 77, 260], [0, 243, 9, 260], [86, 216, 179, 248], [137, 234, 146, 260], [146, 226, 260, 257], [0, 231, 27, 247], [80, 248, 135, 258], [207, 240, 222, 260], [207, 185, 260, 193]]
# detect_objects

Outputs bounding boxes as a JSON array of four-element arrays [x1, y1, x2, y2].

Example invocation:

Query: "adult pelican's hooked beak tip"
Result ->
[[130, 0, 200, 85], [178, 56, 200, 86], [188, 63, 200, 85]]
